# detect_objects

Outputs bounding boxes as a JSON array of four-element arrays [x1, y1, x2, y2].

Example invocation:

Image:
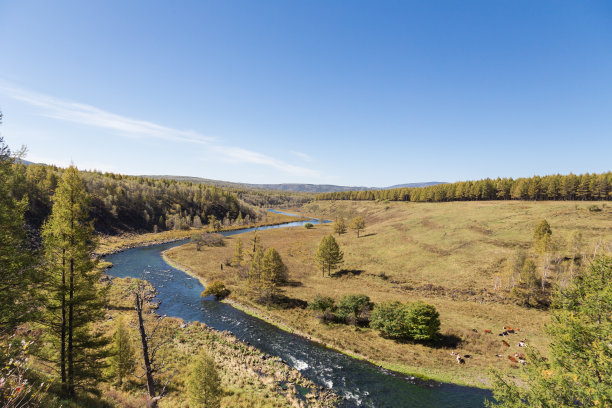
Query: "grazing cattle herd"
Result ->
[[451, 326, 528, 366]]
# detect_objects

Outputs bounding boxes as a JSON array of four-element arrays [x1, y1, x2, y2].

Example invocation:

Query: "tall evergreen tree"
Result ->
[[232, 238, 244, 266], [40, 166, 108, 397], [315, 234, 344, 277], [0, 136, 37, 334]]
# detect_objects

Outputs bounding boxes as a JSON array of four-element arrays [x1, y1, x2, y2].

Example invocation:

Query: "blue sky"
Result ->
[[0, 1, 611, 186]]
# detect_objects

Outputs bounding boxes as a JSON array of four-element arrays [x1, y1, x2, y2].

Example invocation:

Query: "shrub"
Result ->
[[371, 301, 440, 341], [201, 280, 230, 300], [337, 294, 372, 318], [308, 295, 335, 312], [304, 223, 314, 229]]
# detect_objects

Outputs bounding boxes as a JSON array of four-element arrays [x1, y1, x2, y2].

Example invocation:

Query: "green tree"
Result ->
[[0, 136, 37, 333], [487, 255, 612, 407], [261, 248, 288, 285], [249, 246, 264, 287], [337, 294, 372, 319], [108, 316, 136, 387], [349, 216, 366, 238], [334, 217, 347, 235], [40, 166, 108, 397], [308, 295, 335, 312], [232, 238, 244, 266], [314, 234, 344, 277], [533, 219, 552, 254], [186, 351, 222, 408], [511, 259, 541, 307]]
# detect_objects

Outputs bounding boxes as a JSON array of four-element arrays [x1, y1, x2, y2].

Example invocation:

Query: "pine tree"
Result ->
[[40, 166, 108, 397], [0, 136, 37, 333], [533, 219, 552, 254], [349, 216, 366, 238], [232, 238, 244, 266], [186, 351, 222, 408], [108, 316, 136, 387], [259, 248, 288, 300], [334, 217, 347, 235], [315, 235, 344, 277]]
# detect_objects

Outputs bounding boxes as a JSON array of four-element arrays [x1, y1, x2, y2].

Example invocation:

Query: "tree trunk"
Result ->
[[68, 257, 74, 396], [135, 293, 156, 399], [60, 249, 67, 395]]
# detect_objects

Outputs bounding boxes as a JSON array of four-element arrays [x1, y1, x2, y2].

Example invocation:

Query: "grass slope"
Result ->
[[165, 201, 611, 387]]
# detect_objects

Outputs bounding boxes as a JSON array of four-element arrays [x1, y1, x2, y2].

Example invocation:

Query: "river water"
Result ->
[[105, 212, 490, 407]]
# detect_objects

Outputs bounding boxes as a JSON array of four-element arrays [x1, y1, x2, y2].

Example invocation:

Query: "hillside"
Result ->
[[166, 200, 611, 386], [143, 175, 445, 193]]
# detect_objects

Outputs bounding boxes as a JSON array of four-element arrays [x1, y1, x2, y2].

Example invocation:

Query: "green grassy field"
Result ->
[[166, 200, 611, 387]]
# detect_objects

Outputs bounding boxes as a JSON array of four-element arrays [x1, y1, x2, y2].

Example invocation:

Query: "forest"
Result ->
[[7, 160, 289, 236], [315, 172, 612, 202]]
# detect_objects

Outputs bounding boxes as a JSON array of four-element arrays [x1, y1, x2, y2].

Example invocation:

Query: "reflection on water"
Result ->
[[105, 218, 489, 407]]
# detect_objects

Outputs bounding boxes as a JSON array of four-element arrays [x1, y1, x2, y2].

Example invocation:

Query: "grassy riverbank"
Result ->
[[96, 211, 308, 256], [164, 200, 611, 387]]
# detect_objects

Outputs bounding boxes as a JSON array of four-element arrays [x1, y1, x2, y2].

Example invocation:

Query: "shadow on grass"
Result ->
[[283, 280, 303, 287], [266, 294, 308, 310], [331, 269, 364, 278], [392, 333, 463, 349], [360, 233, 377, 238]]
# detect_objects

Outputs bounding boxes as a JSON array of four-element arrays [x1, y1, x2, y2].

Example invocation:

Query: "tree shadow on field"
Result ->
[[331, 269, 364, 278], [283, 280, 303, 287], [360, 233, 377, 238], [392, 333, 463, 349], [269, 294, 308, 310]]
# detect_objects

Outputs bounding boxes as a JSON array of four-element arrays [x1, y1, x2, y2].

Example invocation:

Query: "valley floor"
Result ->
[[164, 200, 611, 387]]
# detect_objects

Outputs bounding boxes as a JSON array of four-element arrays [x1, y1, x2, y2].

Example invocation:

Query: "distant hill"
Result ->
[[143, 175, 446, 193]]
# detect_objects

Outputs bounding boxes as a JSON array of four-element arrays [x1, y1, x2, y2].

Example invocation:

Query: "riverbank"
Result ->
[[96, 211, 309, 256], [100, 276, 340, 407]]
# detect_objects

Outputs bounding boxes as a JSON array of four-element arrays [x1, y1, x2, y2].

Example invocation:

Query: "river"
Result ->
[[104, 211, 491, 407]]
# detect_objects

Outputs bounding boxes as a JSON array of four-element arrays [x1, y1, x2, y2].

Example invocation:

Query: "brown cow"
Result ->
[[484, 329, 492, 334], [502, 340, 510, 347], [508, 356, 518, 363]]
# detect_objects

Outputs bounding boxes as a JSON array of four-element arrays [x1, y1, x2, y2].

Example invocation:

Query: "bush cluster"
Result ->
[[370, 300, 440, 341], [201, 281, 230, 300], [309, 294, 372, 326]]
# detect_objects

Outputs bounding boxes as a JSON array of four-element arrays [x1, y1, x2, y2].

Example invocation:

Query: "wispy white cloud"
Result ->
[[213, 146, 320, 178], [0, 83, 213, 145], [0, 82, 321, 178], [290, 150, 312, 162]]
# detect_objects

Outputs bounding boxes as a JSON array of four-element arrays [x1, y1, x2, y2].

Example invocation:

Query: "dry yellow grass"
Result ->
[[165, 200, 611, 387]]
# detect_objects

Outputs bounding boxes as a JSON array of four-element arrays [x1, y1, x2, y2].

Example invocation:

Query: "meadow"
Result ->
[[166, 200, 611, 386]]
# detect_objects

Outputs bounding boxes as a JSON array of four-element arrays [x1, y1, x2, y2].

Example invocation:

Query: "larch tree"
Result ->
[[108, 316, 136, 388], [259, 248, 288, 300], [315, 234, 344, 277], [0, 136, 37, 334], [334, 217, 347, 235], [232, 238, 244, 266], [40, 166, 108, 397], [349, 216, 366, 238], [186, 351, 222, 408]]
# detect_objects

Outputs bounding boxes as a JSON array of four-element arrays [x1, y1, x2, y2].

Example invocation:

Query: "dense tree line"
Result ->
[[316, 172, 612, 202], [8, 162, 261, 234]]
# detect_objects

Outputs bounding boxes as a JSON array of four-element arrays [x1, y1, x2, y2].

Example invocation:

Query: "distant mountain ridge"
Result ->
[[16, 161, 445, 192], [143, 175, 447, 193]]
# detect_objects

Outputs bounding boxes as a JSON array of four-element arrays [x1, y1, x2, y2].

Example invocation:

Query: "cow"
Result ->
[[502, 340, 510, 347], [518, 340, 527, 347], [503, 326, 513, 331], [484, 329, 492, 334], [508, 355, 518, 364], [456, 355, 465, 364]]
